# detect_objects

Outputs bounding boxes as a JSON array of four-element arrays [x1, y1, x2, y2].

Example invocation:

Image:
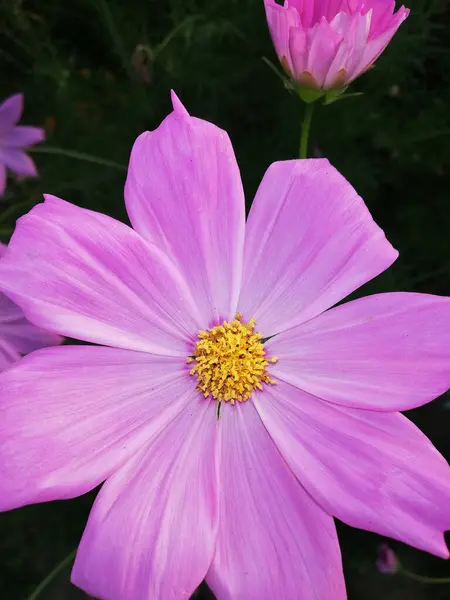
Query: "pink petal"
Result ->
[[238, 160, 397, 337], [255, 382, 450, 557], [267, 292, 450, 411], [3, 125, 45, 148], [0, 148, 37, 177], [0, 164, 6, 196], [0, 195, 203, 355], [0, 338, 19, 371], [0, 93, 23, 134], [0, 345, 192, 510], [1, 315, 62, 356], [0, 291, 61, 358], [72, 398, 218, 600], [366, 0, 397, 38], [264, 0, 300, 75], [288, 27, 307, 78], [125, 91, 245, 324], [350, 7, 409, 81], [303, 18, 344, 87], [206, 401, 346, 600]]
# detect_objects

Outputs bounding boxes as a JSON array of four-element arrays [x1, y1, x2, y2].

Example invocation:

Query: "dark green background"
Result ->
[[1, 0, 449, 598]]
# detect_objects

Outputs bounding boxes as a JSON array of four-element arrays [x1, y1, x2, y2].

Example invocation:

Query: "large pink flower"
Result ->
[[0, 92, 449, 600], [264, 0, 409, 90], [0, 94, 45, 195], [0, 243, 61, 371]]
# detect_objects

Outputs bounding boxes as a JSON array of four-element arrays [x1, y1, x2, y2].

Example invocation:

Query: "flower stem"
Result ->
[[29, 146, 127, 171], [400, 567, 450, 584], [299, 102, 315, 159], [26, 548, 77, 600]]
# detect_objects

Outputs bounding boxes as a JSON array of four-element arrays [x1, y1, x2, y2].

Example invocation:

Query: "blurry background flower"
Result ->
[[377, 544, 400, 574], [0, 93, 45, 195], [0, 243, 61, 370], [264, 0, 409, 92]]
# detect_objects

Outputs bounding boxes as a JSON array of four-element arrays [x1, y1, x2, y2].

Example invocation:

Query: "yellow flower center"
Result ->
[[188, 313, 278, 404]]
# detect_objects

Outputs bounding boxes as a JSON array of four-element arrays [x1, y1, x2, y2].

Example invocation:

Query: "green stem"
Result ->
[[30, 146, 127, 171], [27, 549, 77, 600], [299, 102, 315, 159], [400, 567, 450, 584]]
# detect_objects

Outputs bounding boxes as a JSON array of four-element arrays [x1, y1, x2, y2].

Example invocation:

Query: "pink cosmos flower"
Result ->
[[0, 93, 45, 195], [0, 243, 61, 371], [264, 0, 410, 90], [0, 92, 450, 600]]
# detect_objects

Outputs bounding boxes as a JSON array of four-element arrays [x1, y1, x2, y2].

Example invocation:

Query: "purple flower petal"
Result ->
[[0, 339, 20, 371], [125, 91, 245, 324], [0, 165, 6, 196], [206, 401, 346, 600], [0, 345, 193, 511], [0, 195, 203, 354], [255, 382, 450, 557], [3, 125, 45, 148], [238, 159, 397, 337], [267, 292, 450, 411], [72, 398, 218, 600], [0, 93, 23, 134], [0, 148, 37, 177]]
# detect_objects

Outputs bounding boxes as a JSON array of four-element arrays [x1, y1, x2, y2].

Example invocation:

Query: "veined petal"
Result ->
[[255, 383, 450, 557], [267, 292, 450, 411], [0, 93, 23, 134], [206, 402, 346, 600], [0, 346, 192, 511], [72, 398, 218, 600], [238, 160, 397, 337], [0, 195, 202, 355], [125, 91, 245, 324], [3, 125, 45, 148]]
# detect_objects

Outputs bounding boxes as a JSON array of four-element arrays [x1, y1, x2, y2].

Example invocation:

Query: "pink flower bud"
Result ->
[[264, 0, 409, 91]]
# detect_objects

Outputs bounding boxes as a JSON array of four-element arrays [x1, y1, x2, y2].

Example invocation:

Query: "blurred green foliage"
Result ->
[[0, 0, 449, 598]]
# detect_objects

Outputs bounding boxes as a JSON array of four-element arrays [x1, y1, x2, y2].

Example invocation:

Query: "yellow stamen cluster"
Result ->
[[188, 313, 278, 404]]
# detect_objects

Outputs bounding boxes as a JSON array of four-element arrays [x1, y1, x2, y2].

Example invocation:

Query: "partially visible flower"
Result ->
[[0, 243, 61, 370], [264, 0, 409, 93], [0, 93, 450, 600], [376, 544, 400, 574], [0, 93, 45, 196]]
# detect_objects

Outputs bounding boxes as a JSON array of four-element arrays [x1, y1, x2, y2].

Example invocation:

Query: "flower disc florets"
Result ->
[[188, 314, 278, 404]]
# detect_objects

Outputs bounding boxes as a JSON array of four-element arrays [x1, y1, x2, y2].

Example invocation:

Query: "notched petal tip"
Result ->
[[170, 90, 190, 118]]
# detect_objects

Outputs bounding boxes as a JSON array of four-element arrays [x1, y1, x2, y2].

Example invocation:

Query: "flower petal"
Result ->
[[255, 382, 450, 558], [0, 148, 37, 176], [238, 160, 397, 337], [0, 195, 202, 354], [0, 93, 23, 134], [264, 0, 301, 76], [303, 18, 344, 87], [0, 345, 192, 511], [0, 339, 19, 371], [0, 165, 6, 196], [267, 292, 450, 411], [125, 91, 245, 323], [350, 7, 409, 81], [72, 398, 218, 600], [3, 125, 45, 148], [206, 401, 346, 600]]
